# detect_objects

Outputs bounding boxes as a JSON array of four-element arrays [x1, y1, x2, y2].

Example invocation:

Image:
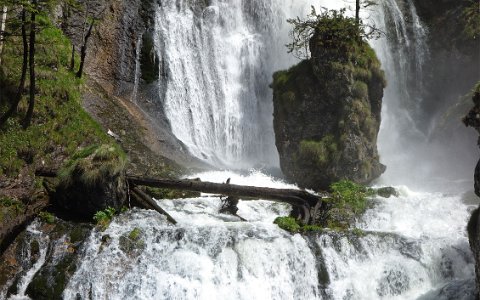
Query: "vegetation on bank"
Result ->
[[0, 8, 120, 236], [275, 180, 383, 233], [0, 24, 111, 176]]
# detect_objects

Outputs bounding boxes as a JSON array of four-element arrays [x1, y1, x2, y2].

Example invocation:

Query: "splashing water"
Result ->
[[59, 171, 476, 299], [7, 1, 478, 299]]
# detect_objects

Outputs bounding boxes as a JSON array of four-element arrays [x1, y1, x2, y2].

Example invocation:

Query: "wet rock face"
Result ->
[[59, 0, 156, 95], [464, 85, 480, 296], [0, 220, 93, 299], [272, 37, 386, 190]]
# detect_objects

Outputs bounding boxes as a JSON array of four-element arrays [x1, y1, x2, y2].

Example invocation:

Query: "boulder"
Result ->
[[53, 144, 127, 218], [272, 29, 386, 190]]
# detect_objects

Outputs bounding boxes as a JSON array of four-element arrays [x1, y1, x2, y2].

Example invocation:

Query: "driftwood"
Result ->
[[131, 187, 177, 225], [126, 176, 323, 224]]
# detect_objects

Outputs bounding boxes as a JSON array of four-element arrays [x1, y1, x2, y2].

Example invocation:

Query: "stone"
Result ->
[[375, 187, 399, 198], [272, 28, 386, 190]]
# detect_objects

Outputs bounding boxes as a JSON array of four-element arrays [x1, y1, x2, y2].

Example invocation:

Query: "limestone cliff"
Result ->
[[272, 32, 386, 190]]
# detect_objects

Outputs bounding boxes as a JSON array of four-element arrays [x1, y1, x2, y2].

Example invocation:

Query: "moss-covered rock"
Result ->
[[119, 227, 145, 257], [53, 144, 127, 219], [272, 16, 386, 190]]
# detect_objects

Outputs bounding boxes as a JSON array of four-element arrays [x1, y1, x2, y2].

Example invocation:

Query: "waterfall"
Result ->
[[4, 1, 476, 299], [60, 172, 475, 300], [153, 0, 317, 168], [131, 35, 143, 104]]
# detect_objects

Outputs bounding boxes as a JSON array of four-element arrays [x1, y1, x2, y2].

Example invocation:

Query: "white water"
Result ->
[[5, 221, 49, 300], [131, 35, 143, 104], [6, 0, 478, 299], [60, 171, 476, 299], [154, 0, 323, 168]]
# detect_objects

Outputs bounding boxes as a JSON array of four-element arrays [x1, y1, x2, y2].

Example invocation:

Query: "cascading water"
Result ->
[[154, 0, 317, 168], [131, 35, 143, 104], [8, 1, 477, 299]]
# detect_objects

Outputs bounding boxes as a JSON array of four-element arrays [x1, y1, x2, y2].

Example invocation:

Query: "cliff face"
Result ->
[[272, 35, 386, 190], [412, 0, 480, 125], [464, 84, 480, 296], [59, 0, 207, 172]]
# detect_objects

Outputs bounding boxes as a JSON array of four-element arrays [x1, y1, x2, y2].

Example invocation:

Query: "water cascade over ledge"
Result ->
[[153, 0, 316, 168], [3, 0, 477, 299]]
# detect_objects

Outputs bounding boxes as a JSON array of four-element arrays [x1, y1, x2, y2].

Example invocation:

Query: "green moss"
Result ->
[[38, 211, 55, 224], [299, 135, 339, 167], [330, 180, 374, 215], [274, 216, 301, 233], [58, 144, 126, 187], [128, 227, 142, 240], [274, 216, 323, 233], [353, 67, 372, 82], [119, 228, 145, 255], [0, 196, 24, 224], [351, 228, 366, 237], [352, 81, 369, 99]]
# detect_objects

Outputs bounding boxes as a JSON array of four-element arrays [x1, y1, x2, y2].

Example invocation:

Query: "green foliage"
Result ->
[[93, 207, 116, 229], [0, 21, 111, 176], [352, 80, 369, 99], [274, 216, 323, 233], [38, 211, 55, 224], [463, 0, 480, 39], [128, 227, 142, 240], [329, 180, 374, 214], [274, 216, 301, 232], [287, 7, 381, 58], [299, 135, 339, 167], [0, 196, 24, 224]]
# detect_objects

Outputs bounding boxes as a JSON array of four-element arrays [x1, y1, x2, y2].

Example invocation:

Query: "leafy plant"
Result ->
[[38, 211, 55, 224], [93, 207, 116, 229], [274, 216, 323, 233], [329, 180, 374, 214], [286, 7, 382, 59]]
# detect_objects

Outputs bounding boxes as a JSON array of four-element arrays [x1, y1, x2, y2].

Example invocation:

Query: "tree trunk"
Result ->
[[131, 186, 177, 224], [23, 1, 36, 129], [0, 5, 7, 65], [70, 44, 75, 71], [0, 8, 28, 127], [127, 176, 323, 224], [355, 0, 360, 24], [76, 20, 94, 78]]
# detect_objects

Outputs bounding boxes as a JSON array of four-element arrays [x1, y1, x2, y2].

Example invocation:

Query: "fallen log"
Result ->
[[35, 168, 325, 224], [126, 176, 323, 224], [131, 187, 177, 225]]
